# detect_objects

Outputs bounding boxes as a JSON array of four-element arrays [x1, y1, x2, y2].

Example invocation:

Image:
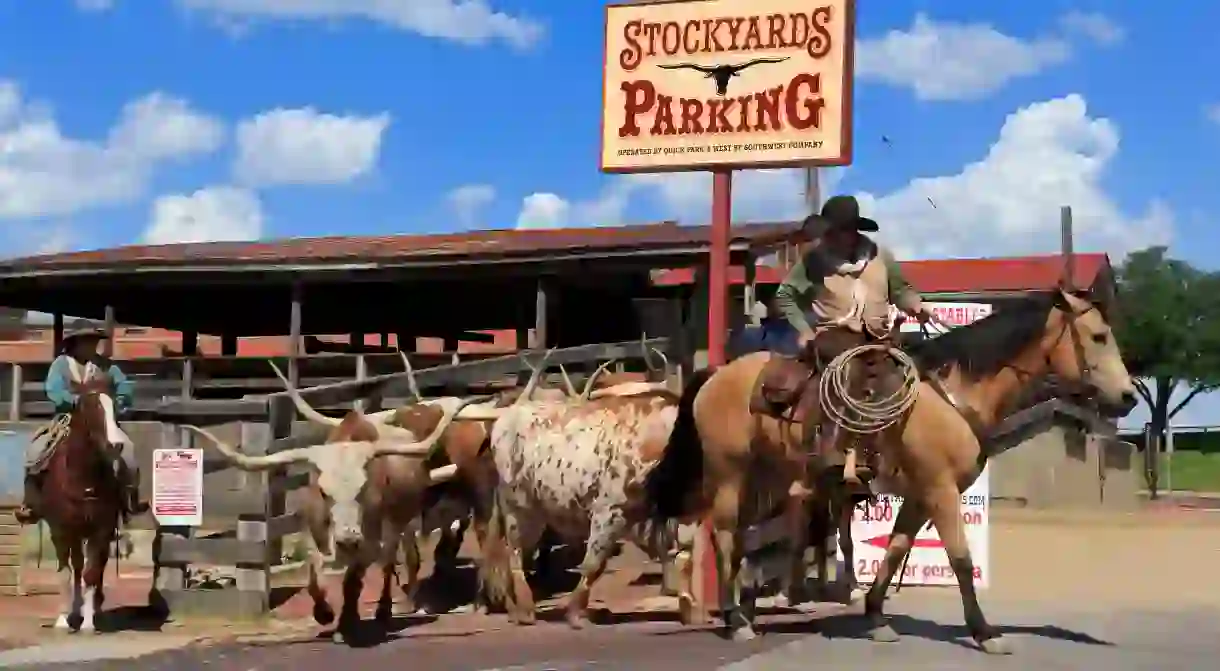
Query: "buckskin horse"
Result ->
[[40, 376, 131, 633], [645, 286, 1136, 652]]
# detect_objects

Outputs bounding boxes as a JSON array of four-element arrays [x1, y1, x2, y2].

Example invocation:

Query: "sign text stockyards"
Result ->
[[601, 0, 855, 173]]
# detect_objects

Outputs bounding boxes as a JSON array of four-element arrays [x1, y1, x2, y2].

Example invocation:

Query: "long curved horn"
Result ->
[[398, 351, 422, 401], [558, 365, 578, 397], [428, 463, 458, 484], [649, 347, 669, 373], [516, 347, 555, 405], [579, 359, 618, 402], [268, 361, 340, 428], [589, 381, 673, 398], [183, 425, 309, 470], [372, 396, 476, 456], [640, 333, 656, 372]]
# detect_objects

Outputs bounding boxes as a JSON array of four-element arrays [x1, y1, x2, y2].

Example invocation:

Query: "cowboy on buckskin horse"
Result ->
[[14, 327, 146, 525], [761, 194, 946, 483]]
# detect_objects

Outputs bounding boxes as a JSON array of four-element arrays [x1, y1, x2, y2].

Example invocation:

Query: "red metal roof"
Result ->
[[650, 253, 1111, 293], [0, 221, 797, 273]]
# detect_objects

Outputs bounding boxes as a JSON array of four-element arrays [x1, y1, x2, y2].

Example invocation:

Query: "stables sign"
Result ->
[[601, 0, 855, 173]]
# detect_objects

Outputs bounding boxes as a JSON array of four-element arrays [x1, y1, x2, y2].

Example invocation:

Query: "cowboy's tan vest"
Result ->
[[807, 250, 892, 335]]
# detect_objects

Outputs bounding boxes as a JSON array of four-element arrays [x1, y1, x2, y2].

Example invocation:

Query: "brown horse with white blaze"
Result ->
[[646, 286, 1137, 652], [40, 376, 131, 633]]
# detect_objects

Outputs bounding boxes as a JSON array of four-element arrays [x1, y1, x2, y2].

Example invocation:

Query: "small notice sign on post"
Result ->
[[152, 448, 203, 527]]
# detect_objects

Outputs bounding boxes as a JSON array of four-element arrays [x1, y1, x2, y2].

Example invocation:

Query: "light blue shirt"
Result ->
[[44, 355, 135, 415]]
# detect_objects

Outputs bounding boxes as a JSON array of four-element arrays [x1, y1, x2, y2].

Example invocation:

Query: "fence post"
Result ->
[[266, 396, 293, 565], [149, 421, 190, 617], [7, 364, 21, 422], [236, 421, 272, 616]]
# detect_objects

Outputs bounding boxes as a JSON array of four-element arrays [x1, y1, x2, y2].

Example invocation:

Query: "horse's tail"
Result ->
[[645, 366, 716, 521]]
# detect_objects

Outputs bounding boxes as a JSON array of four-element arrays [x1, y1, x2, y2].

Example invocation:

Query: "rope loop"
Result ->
[[818, 343, 919, 434]]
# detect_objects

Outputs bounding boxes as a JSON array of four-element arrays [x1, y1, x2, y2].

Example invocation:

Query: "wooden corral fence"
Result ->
[[0, 499, 18, 597], [146, 338, 670, 619]]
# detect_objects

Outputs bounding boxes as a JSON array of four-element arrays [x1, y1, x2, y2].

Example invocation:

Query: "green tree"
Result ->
[[1114, 247, 1220, 449]]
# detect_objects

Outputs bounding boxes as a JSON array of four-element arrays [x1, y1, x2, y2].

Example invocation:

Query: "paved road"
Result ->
[[6, 593, 1219, 670]]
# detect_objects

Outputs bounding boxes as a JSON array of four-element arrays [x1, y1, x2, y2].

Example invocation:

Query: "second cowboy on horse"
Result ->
[[760, 195, 945, 481], [14, 327, 146, 525]]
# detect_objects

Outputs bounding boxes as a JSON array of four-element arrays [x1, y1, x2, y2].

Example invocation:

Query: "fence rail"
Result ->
[[147, 338, 668, 618]]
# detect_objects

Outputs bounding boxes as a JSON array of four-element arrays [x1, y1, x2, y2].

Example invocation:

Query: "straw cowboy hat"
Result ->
[[61, 327, 108, 349], [799, 195, 879, 238]]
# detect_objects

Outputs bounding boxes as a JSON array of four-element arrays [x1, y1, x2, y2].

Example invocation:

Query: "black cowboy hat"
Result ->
[[799, 194, 878, 237], [61, 327, 108, 347]]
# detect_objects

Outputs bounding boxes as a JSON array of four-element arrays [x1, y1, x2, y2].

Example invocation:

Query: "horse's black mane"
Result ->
[[908, 293, 1057, 378]]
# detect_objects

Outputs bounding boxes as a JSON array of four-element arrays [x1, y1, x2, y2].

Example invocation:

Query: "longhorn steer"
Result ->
[[481, 353, 697, 628], [187, 383, 478, 643]]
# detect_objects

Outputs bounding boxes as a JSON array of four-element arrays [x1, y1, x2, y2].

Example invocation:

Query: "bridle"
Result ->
[[1002, 295, 1102, 402]]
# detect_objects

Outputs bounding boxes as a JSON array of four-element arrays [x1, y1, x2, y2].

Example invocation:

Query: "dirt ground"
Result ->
[[1, 506, 1216, 650]]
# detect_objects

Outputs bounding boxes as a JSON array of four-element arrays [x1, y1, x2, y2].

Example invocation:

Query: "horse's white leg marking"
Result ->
[[79, 585, 97, 632]]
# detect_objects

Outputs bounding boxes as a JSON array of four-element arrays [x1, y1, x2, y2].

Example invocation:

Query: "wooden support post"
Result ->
[[379, 333, 388, 348], [266, 397, 292, 565], [52, 313, 64, 355], [289, 284, 303, 388], [178, 359, 194, 447], [688, 263, 711, 372], [533, 279, 549, 349], [7, 364, 20, 422], [348, 331, 364, 354], [101, 306, 116, 359], [182, 331, 199, 357], [744, 251, 758, 325], [150, 422, 190, 617], [353, 354, 368, 413], [221, 334, 238, 357], [236, 421, 273, 616]]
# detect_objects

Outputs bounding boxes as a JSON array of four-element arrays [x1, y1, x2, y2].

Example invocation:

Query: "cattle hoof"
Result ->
[[730, 625, 757, 642], [331, 630, 346, 645], [510, 610, 537, 626], [375, 605, 393, 625], [978, 636, 1013, 655], [677, 594, 697, 625], [312, 603, 336, 626], [869, 624, 900, 643], [565, 613, 589, 630]]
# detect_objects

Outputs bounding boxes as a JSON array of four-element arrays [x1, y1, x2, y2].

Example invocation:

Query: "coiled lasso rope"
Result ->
[[818, 344, 920, 434]]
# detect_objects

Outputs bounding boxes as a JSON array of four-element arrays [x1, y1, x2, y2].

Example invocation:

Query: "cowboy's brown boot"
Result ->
[[14, 474, 42, 525]]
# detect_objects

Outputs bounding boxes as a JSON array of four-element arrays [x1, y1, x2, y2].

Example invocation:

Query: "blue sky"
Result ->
[[0, 0, 1217, 427]]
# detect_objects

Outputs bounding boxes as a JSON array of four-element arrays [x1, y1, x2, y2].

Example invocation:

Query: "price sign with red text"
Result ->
[[839, 465, 989, 588], [152, 448, 203, 527]]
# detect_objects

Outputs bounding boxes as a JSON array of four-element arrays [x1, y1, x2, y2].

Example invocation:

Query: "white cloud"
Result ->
[[109, 92, 226, 161], [233, 108, 390, 186], [512, 166, 848, 231], [1058, 11, 1125, 46], [143, 185, 264, 245], [177, 0, 544, 50], [447, 184, 495, 227], [857, 13, 1071, 101], [1207, 104, 1220, 125], [522, 96, 1170, 261], [516, 193, 569, 229], [858, 94, 1171, 260], [0, 81, 224, 219], [75, 0, 113, 11]]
